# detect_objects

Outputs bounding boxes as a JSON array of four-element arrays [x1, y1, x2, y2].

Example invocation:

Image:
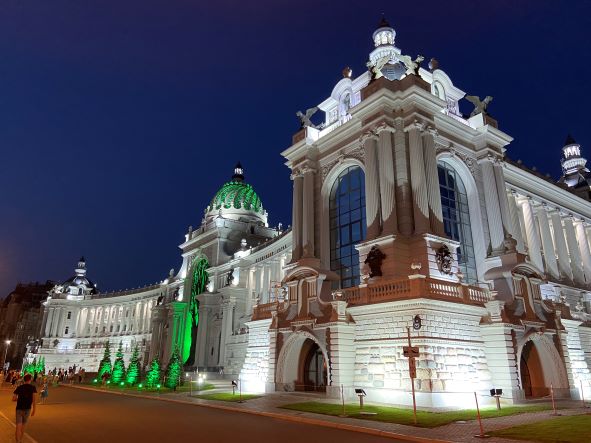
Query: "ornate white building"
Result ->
[[33, 18, 591, 407]]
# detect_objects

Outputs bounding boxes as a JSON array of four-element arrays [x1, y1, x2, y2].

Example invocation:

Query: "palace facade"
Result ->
[[31, 18, 591, 407]]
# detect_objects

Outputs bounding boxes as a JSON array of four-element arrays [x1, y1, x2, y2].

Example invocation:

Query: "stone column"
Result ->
[[507, 191, 526, 253], [377, 128, 397, 234], [291, 170, 304, 261], [50, 308, 60, 338], [301, 165, 316, 258], [520, 198, 544, 272], [493, 163, 514, 242], [564, 216, 586, 285], [219, 299, 234, 366], [480, 157, 505, 254], [363, 136, 381, 239], [196, 305, 209, 367], [407, 123, 429, 234], [393, 120, 412, 235], [575, 220, 591, 284], [422, 128, 445, 236], [44, 307, 53, 337], [536, 205, 560, 280], [550, 210, 573, 281]]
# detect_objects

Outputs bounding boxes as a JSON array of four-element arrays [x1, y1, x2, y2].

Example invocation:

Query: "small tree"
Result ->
[[98, 342, 112, 379], [145, 358, 161, 388], [126, 345, 141, 385], [164, 348, 182, 389], [111, 342, 126, 384], [38, 356, 46, 374]]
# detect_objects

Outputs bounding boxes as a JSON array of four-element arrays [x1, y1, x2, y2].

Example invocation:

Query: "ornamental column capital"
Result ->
[[301, 165, 316, 175], [290, 169, 304, 180], [404, 119, 425, 133]]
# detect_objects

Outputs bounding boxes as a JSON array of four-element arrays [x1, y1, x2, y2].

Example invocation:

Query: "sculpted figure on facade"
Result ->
[[296, 106, 320, 129], [435, 244, 454, 275], [465, 95, 493, 117], [364, 245, 386, 278]]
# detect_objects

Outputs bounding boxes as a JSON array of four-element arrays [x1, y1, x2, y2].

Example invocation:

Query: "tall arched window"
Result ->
[[330, 166, 366, 288], [438, 160, 477, 282]]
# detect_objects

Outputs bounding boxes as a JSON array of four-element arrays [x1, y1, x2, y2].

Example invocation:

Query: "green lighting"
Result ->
[[164, 347, 182, 389], [183, 256, 209, 364], [120, 382, 124, 386], [107, 380, 111, 384], [146, 358, 161, 389], [110, 342, 126, 384], [156, 384, 161, 389], [93, 379, 98, 383], [98, 342, 113, 379], [125, 345, 141, 386], [138, 384, 143, 388], [209, 180, 263, 214]]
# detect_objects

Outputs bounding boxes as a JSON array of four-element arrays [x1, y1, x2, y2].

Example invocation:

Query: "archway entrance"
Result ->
[[297, 339, 327, 392], [520, 341, 548, 398]]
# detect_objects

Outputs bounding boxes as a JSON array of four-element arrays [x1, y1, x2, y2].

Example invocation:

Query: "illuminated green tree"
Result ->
[[146, 358, 161, 388], [98, 342, 112, 379], [111, 342, 126, 384], [126, 345, 141, 385], [164, 348, 182, 389], [37, 356, 46, 374]]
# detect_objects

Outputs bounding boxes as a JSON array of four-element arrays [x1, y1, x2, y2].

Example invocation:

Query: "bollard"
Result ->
[[550, 383, 560, 416], [473, 392, 490, 438], [339, 384, 347, 417]]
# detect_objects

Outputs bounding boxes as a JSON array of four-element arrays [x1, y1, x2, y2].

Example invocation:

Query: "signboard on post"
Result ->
[[403, 346, 420, 358]]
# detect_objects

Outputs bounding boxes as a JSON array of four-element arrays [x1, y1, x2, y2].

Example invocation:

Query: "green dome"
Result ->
[[208, 180, 264, 214]]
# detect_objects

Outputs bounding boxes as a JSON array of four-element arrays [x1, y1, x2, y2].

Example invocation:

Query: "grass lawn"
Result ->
[[196, 392, 260, 402], [489, 414, 591, 443], [280, 402, 556, 428]]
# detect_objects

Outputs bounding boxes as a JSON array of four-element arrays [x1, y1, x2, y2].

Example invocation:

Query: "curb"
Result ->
[[62, 385, 452, 443]]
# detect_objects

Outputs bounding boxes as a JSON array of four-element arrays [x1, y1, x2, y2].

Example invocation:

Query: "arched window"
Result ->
[[330, 166, 366, 288], [438, 161, 477, 282]]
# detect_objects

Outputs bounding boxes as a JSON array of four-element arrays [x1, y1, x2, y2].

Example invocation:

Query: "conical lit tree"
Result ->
[[98, 342, 113, 379], [146, 358, 161, 389], [126, 345, 141, 385], [38, 356, 46, 374], [164, 348, 182, 389], [111, 342, 126, 384]]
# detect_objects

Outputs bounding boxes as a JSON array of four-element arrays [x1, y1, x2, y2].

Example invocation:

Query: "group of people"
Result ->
[[48, 366, 86, 384]]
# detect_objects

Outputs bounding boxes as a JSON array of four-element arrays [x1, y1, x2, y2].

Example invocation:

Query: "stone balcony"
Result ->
[[251, 276, 491, 321]]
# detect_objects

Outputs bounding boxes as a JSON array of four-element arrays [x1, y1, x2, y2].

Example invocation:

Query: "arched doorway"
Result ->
[[298, 339, 327, 392], [520, 340, 547, 398]]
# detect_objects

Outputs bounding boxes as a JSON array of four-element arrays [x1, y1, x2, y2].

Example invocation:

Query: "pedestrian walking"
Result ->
[[40, 381, 49, 404], [12, 373, 37, 443]]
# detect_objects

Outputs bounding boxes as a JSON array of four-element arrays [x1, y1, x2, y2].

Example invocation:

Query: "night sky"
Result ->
[[1, 1, 590, 297]]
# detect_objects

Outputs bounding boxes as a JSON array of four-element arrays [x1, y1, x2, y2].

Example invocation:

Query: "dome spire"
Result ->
[[560, 134, 590, 188], [232, 162, 245, 182]]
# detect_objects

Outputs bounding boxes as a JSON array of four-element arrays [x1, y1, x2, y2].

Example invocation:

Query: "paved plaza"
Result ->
[[2, 382, 589, 443]]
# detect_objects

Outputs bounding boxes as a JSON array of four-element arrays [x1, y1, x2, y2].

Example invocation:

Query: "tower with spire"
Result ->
[[559, 135, 591, 200]]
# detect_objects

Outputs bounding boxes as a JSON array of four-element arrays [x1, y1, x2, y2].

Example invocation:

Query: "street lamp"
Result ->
[[2, 340, 11, 372]]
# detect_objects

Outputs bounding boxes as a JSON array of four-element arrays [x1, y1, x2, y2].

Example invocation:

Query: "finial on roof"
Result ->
[[232, 162, 245, 181], [565, 134, 577, 146], [378, 13, 390, 28]]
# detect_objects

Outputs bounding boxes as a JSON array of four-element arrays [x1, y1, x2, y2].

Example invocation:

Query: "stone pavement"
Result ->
[[66, 382, 591, 443]]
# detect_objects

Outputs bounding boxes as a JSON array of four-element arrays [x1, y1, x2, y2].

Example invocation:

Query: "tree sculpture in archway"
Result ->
[[183, 256, 209, 365]]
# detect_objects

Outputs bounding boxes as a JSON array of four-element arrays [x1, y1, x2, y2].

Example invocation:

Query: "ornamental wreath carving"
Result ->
[[364, 245, 386, 278], [435, 244, 454, 275]]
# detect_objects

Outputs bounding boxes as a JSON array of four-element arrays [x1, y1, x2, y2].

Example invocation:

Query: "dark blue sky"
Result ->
[[1, 1, 590, 296]]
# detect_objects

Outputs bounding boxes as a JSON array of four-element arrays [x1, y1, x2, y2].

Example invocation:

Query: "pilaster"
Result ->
[[564, 216, 586, 285], [536, 205, 560, 280], [480, 156, 505, 254], [393, 119, 412, 235], [377, 126, 397, 235], [574, 220, 591, 285], [550, 210, 573, 282], [422, 127, 445, 236], [407, 122, 429, 234], [290, 170, 304, 261], [519, 197, 544, 272], [362, 136, 381, 240], [301, 164, 316, 258]]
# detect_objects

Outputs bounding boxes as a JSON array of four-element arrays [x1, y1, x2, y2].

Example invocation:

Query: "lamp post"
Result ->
[[2, 340, 11, 372]]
